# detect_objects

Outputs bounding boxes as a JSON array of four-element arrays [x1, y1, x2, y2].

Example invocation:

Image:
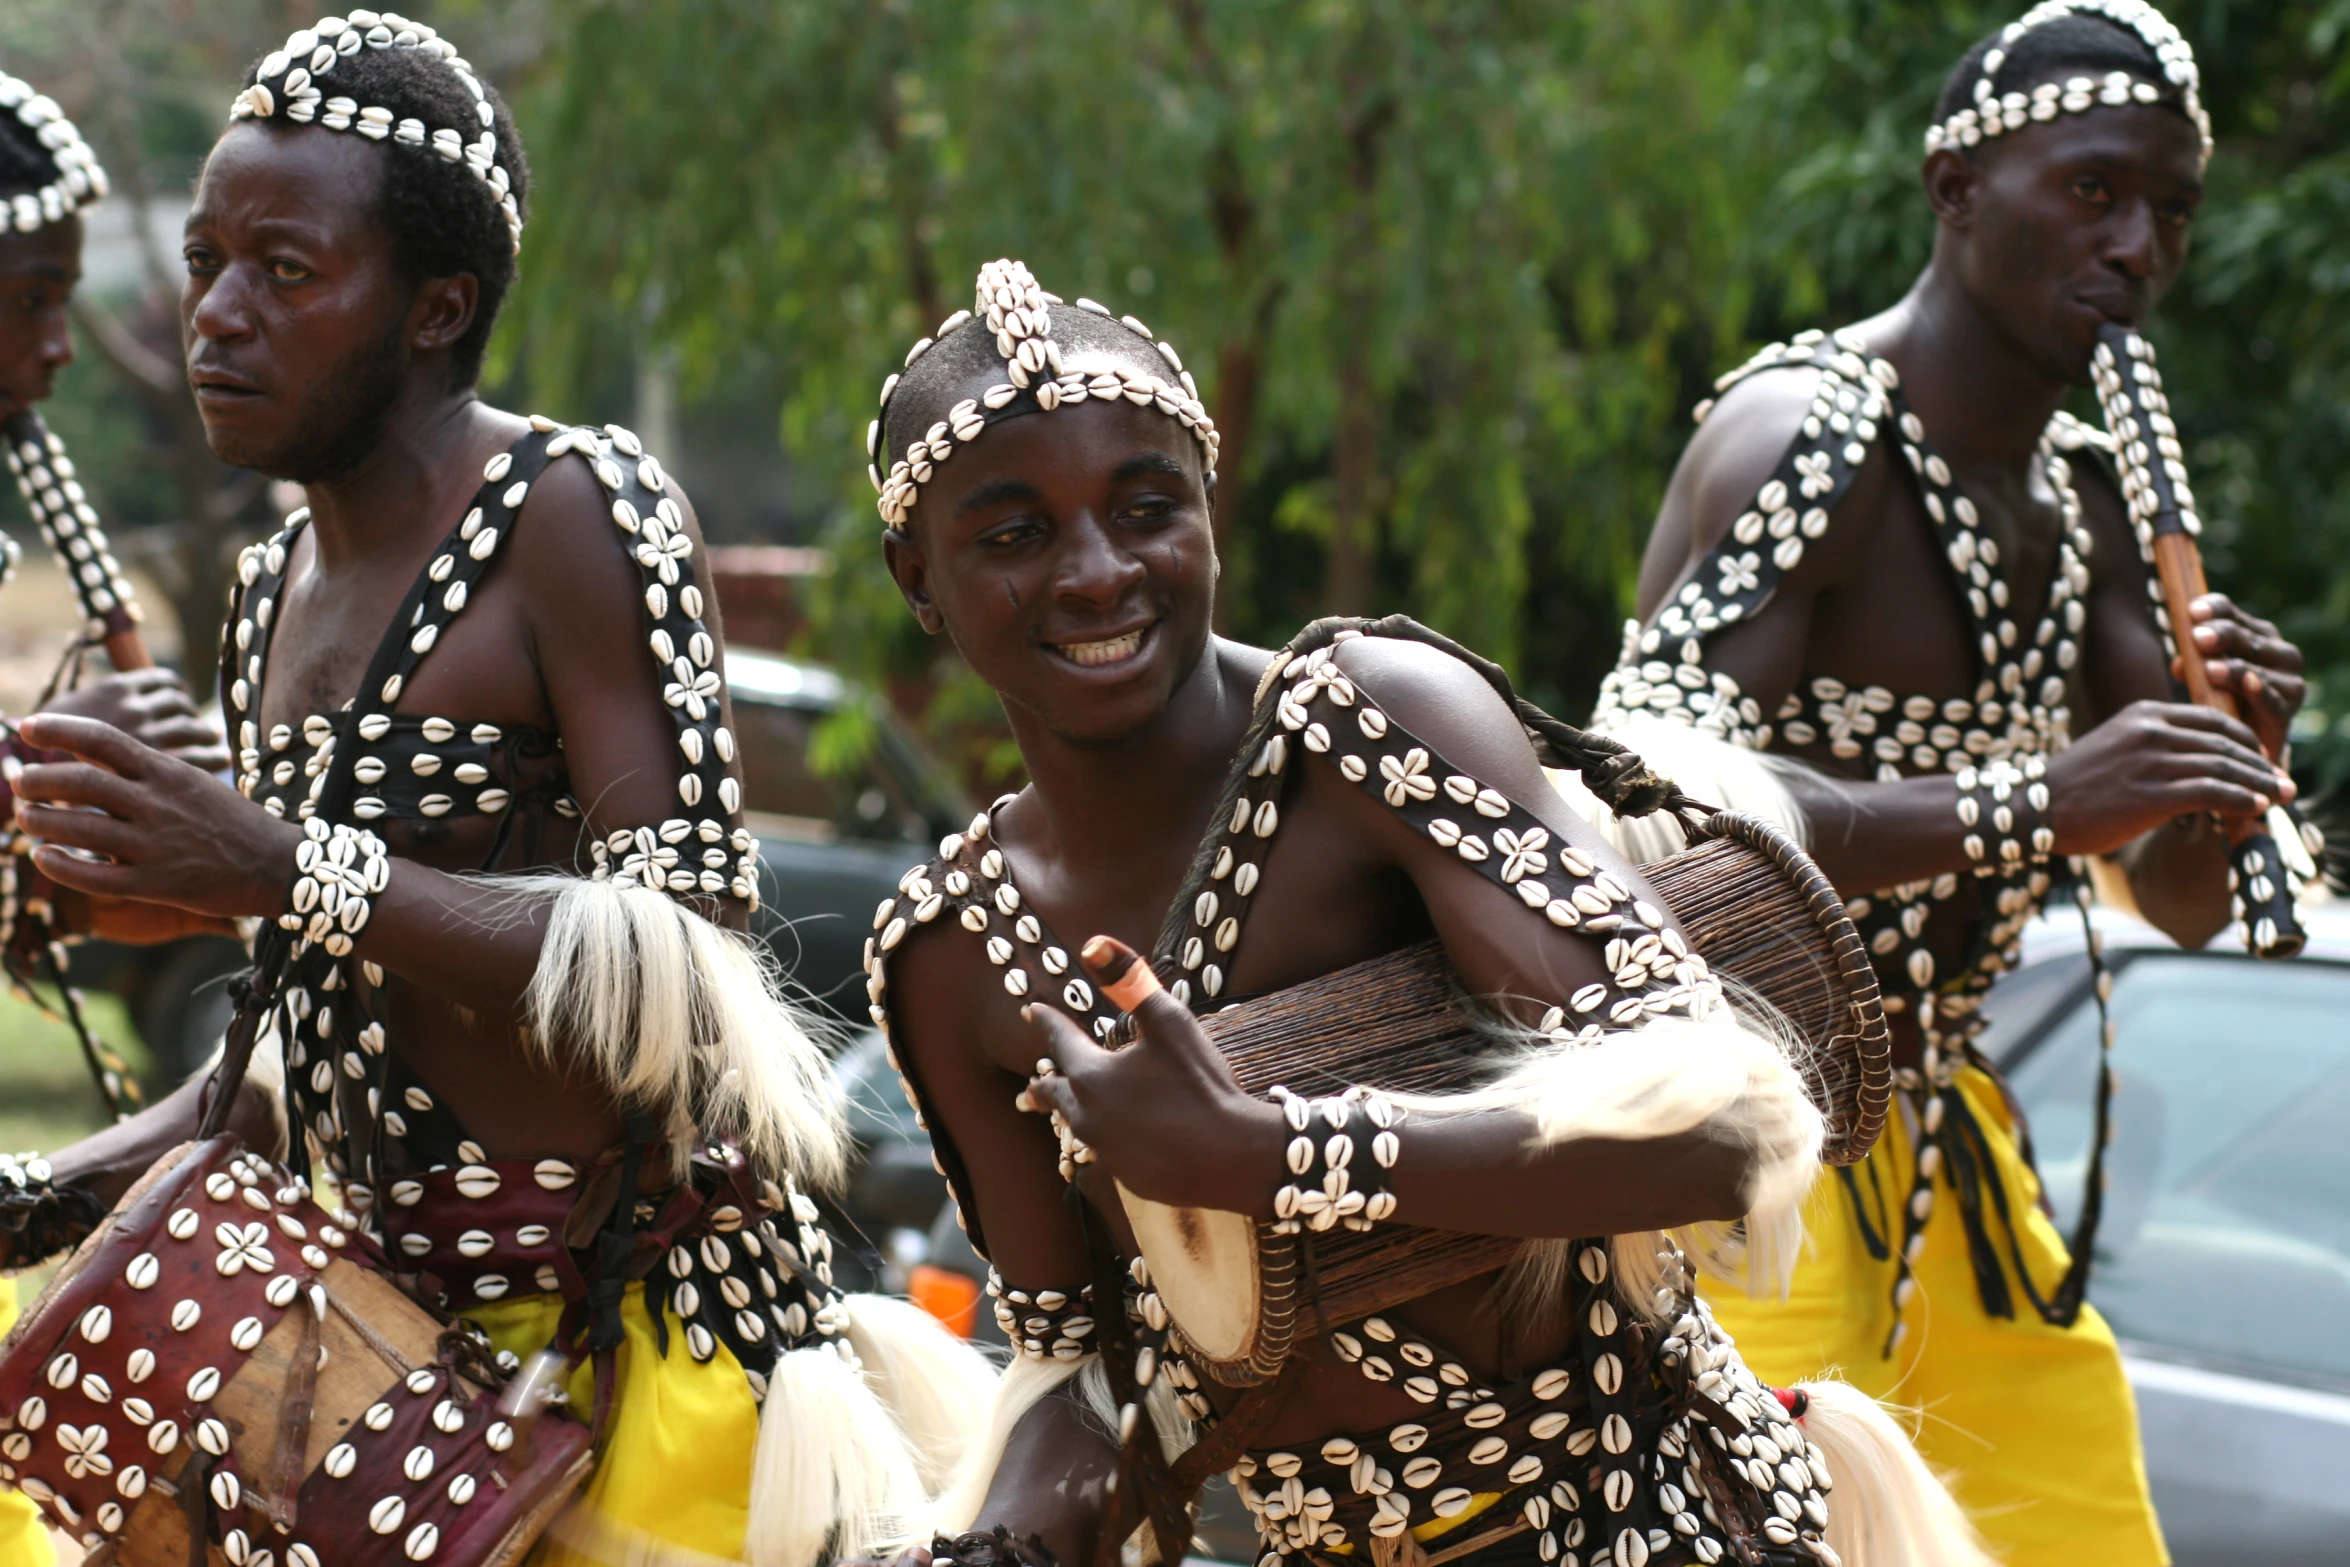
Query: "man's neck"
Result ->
[[1004, 638, 1260, 895], [299, 383, 490, 572], [1861, 266, 2072, 470]]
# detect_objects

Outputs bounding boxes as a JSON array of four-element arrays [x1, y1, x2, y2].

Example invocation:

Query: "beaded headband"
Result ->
[[869, 258, 1220, 531], [226, 11, 520, 255], [0, 71, 108, 234], [1923, 0, 2211, 169]]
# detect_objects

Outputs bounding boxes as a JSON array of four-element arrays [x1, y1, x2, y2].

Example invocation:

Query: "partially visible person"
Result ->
[[0, 63, 121, 1567], [1577, 5, 2307, 1563], [0, 17, 984, 1565]]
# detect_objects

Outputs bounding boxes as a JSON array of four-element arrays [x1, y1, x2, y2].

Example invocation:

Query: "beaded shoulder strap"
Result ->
[[1152, 623, 1720, 1038], [214, 418, 758, 1167], [1605, 330, 2089, 751], [222, 417, 756, 903]]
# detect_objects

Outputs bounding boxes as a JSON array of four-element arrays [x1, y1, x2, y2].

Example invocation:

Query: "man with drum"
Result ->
[[1582, 4, 2309, 1562], [866, 258, 1993, 1567], [0, 17, 982, 1566]]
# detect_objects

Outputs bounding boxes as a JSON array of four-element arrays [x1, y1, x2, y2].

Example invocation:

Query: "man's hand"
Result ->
[[2046, 699, 2291, 859], [2187, 593, 2305, 761], [13, 712, 298, 920], [1018, 957, 1282, 1217], [42, 669, 231, 774]]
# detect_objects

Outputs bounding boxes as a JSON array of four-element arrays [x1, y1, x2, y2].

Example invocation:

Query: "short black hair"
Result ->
[[1934, 13, 2188, 127], [879, 302, 1185, 476], [0, 110, 62, 200], [239, 41, 529, 384]]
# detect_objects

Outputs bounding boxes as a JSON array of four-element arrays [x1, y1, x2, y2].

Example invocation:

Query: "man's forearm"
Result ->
[[345, 860, 557, 1025], [12, 1066, 287, 1268], [1776, 766, 1971, 896]]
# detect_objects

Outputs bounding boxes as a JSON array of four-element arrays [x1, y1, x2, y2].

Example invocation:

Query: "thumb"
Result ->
[[1080, 934, 1203, 1054], [1079, 934, 1161, 1011]]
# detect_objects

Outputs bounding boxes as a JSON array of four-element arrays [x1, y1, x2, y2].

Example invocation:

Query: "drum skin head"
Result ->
[[1117, 1185, 1260, 1364]]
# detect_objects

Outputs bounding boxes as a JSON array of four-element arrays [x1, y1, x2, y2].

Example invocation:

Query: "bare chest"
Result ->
[[1806, 458, 2071, 703]]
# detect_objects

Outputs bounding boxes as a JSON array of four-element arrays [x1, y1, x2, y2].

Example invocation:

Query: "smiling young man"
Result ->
[[0, 17, 979, 1567], [1578, 5, 2309, 1563], [865, 260, 1998, 1567]]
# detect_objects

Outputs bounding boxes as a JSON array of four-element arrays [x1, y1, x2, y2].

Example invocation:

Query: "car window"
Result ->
[[731, 699, 936, 844], [2003, 955, 2350, 1384]]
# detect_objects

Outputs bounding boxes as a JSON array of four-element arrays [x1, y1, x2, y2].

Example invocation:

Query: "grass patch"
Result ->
[[0, 983, 152, 1159]]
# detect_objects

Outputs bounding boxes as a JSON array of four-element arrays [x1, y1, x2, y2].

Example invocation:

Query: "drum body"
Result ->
[[1126, 811, 1891, 1385], [0, 1138, 591, 1566]]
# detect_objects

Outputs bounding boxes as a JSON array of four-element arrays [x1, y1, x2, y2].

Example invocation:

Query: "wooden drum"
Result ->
[[0, 1138, 592, 1566], [1122, 810, 1891, 1386]]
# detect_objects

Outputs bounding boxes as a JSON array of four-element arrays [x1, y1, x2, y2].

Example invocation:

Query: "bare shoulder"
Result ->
[[503, 439, 722, 648], [1640, 364, 1892, 619], [1668, 367, 1828, 554], [1326, 633, 1559, 814]]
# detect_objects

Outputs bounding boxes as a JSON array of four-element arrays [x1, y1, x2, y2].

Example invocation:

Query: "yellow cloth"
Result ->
[[0, 1277, 56, 1567], [472, 1282, 766, 1567], [1704, 1064, 2167, 1567]]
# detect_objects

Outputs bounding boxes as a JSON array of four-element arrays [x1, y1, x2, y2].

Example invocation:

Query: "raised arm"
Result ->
[[15, 451, 748, 1019], [1024, 631, 1809, 1246]]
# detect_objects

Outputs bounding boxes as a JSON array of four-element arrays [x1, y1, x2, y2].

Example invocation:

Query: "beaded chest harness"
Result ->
[[868, 621, 1836, 1567], [1591, 329, 2135, 1347], [215, 419, 842, 1388]]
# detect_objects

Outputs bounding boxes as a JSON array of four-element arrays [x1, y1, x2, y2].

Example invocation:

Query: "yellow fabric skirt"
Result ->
[[1704, 1063, 2168, 1567], [0, 1277, 56, 1567], [472, 1282, 767, 1567]]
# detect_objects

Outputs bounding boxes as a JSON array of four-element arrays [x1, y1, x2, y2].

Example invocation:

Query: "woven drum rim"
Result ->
[[1688, 810, 1892, 1165]]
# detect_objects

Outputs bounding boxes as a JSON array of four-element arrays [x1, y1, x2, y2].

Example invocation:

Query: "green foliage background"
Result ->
[[10, 0, 2349, 797], [507, 0, 2350, 797]]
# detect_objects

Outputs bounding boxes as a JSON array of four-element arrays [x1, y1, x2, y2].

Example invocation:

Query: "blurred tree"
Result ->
[[514, 0, 2350, 810], [512, 0, 1811, 784]]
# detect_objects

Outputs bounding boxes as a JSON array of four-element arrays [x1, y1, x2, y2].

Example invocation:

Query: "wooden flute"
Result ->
[[3, 408, 152, 672], [2091, 323, 2305, 960]]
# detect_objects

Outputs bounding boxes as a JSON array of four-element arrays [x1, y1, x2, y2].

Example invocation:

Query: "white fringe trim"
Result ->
[[509, 874, 847, 1190], [846, 1292, 1002, 1495], [1549, 713, 1810, 865], [1395, 1005, 1822, 1322], [925, 1349, 1194, 1553], [1796, 1380, 2000, 1567], [745, 1339, 928, 1567]]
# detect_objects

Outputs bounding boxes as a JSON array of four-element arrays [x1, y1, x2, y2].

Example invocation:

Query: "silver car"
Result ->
[[1981, 903, 2350, 1565]]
